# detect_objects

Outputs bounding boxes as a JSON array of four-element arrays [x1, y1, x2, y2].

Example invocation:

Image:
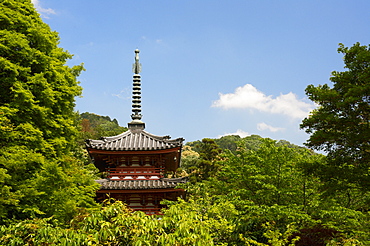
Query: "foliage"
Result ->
[[180, 145, 200, 173], [185, 138, 222, 182], [78, 112, 127, 143], [0, 0, 98, 224], [0, 200, 231, 245], [300, 42, 370, 191], [1, 134, 370, 244], [183, 137, 370, 244], [242, 222, 300, 246], [216, 135, 241, 152], [186, 134, 304, 154], [288, 226, 347, 246], [0, 0, 83, 157], [212, 138, 322, 207]]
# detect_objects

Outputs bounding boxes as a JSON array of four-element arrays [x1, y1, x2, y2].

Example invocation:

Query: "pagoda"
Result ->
[[85, 49, 186, 215]]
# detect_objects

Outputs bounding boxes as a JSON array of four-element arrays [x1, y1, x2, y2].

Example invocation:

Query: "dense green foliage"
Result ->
[[184, 138, 222, 182], [0, 0, 98, 224], [1, 138, 368, 245], [186, 134, 304, 154], [300, 43, 370, 191], [182, 135, 307, 183], [0, 200, 229, 245], [78, 112, 127, 143], [183, 138, 369, 245]]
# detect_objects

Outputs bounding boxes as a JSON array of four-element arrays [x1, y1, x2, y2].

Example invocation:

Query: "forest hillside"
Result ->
[[77, 112, 127, 145]]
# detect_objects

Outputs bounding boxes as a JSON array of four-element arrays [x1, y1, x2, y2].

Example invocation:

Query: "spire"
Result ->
[[133, 49, 142, 74], [128, 49, 145, 131]]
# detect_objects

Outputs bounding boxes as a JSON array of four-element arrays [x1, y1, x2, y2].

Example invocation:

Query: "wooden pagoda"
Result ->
[[86, 49, 186, 215]]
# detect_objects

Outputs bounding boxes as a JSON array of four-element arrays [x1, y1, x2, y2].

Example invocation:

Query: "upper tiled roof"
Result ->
[[85, 129, 184, 151], [96, 177, 187, 190]]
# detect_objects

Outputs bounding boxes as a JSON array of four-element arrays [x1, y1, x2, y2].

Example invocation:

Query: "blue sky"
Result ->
[[32, 0, 370, 146]]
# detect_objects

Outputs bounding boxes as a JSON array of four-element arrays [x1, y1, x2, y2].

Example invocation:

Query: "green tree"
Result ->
[[190, 138, 222, 182], [213, 138, 322, 208], [0, 0, 84, 157], [0, 0, 98, 224], [180, 145, 200, 173], [77, 112, 127, 146], [216, 135, 241, 152], [300, 43, 370, 191]]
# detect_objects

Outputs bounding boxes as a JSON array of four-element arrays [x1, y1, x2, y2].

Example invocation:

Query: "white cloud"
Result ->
[[112, 89, 130, 99], [257, 122, 284, 132], [219, 129, 250, 138], [139, 36, 165, 45], [31, 0, 56, 18], [212, 84, 314, 119]]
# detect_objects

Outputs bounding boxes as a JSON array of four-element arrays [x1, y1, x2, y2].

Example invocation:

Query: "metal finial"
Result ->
[[132, 49, 142, 74]]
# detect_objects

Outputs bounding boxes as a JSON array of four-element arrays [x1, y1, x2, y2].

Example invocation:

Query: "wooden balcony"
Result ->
[[106, 167, 164, 180]]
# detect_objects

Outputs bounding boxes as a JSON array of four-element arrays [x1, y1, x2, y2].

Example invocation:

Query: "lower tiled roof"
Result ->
[[96, 177, 187, 190]]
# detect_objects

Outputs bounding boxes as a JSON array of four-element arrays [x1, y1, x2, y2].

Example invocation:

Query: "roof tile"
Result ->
[[86, 129, 184, 151], [96, 178, 187, 190]]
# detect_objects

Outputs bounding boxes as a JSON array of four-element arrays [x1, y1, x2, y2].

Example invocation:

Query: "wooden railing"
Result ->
[[106, 167, 164, 180]]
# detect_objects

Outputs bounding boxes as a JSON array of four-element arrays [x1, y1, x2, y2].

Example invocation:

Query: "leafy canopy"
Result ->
[[0, 0, 98, 224], [78, 112, 127, 144], [300, 43, 370, 190]]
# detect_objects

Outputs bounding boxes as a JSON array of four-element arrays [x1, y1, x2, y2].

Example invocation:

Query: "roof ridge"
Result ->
[[141, 130, 171, 140], [85, 126, 184, 151]]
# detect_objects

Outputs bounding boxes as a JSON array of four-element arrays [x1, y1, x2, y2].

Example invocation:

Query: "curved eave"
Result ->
[[87, 146, 181, 155], [96, 188, 184, 194], [85, 130, 184, 152]]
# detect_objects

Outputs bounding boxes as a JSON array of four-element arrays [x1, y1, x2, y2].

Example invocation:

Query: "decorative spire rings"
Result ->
[[129, 49, 145, 130]]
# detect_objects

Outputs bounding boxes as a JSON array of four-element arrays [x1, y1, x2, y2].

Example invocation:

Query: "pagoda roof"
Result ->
[[96, 177, 187, 190], [85, 129, 184, 151]]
